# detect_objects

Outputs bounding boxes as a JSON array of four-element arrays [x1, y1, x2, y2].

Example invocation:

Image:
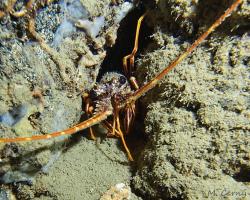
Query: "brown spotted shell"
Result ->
[[91, 72, 132, 114]]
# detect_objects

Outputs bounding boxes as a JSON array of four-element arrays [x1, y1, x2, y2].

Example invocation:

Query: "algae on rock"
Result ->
[[132, 0, 250, 199], [0, 0, 134, 185]]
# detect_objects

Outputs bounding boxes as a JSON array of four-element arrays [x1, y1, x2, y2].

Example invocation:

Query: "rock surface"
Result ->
[[0, 0, 135, 192], [0, 0, 249, 199], [132, 0, 250, 199]]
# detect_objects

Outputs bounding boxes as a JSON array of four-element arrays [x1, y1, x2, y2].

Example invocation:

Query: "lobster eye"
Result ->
[[119, 76, 126, 85]]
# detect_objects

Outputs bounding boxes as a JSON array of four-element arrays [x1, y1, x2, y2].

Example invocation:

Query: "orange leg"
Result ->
[[102, 120, 120, 137], [122, 12, 147, 78], [83, 93, 96, 140], [123, 103, 136, 135], [120, 13, 147, 136], [111, 95, 134, 161], [100, 99, 134, 160], [115, 111, 134, 161]]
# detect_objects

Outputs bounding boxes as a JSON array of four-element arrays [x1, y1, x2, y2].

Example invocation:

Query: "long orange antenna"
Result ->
[[125, 0, 242, 105], [0, 0, 242, 155], [0, 111, 112, 143]]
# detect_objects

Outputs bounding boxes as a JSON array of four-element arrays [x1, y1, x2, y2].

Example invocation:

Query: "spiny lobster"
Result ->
[[0, 0, 243, 161]]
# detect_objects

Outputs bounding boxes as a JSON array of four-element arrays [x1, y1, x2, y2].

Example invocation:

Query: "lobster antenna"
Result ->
[[0, 111, 112, 143], [125, 0, 242, 104]]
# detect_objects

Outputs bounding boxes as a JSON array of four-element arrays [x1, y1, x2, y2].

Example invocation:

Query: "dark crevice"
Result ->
[[98, 4, 152, 80], [233, 165, 250, 182], [95, 3, 153, 172]]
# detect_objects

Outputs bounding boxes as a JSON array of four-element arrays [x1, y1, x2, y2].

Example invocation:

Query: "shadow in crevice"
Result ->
[[233, 165, 250, 183], [98, 4, 152, 79]]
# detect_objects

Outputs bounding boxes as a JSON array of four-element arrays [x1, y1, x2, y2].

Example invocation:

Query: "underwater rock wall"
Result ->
[[132, 0, 250, 199], [0, 0, 249, 199], [0, 0, 134, 184]]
